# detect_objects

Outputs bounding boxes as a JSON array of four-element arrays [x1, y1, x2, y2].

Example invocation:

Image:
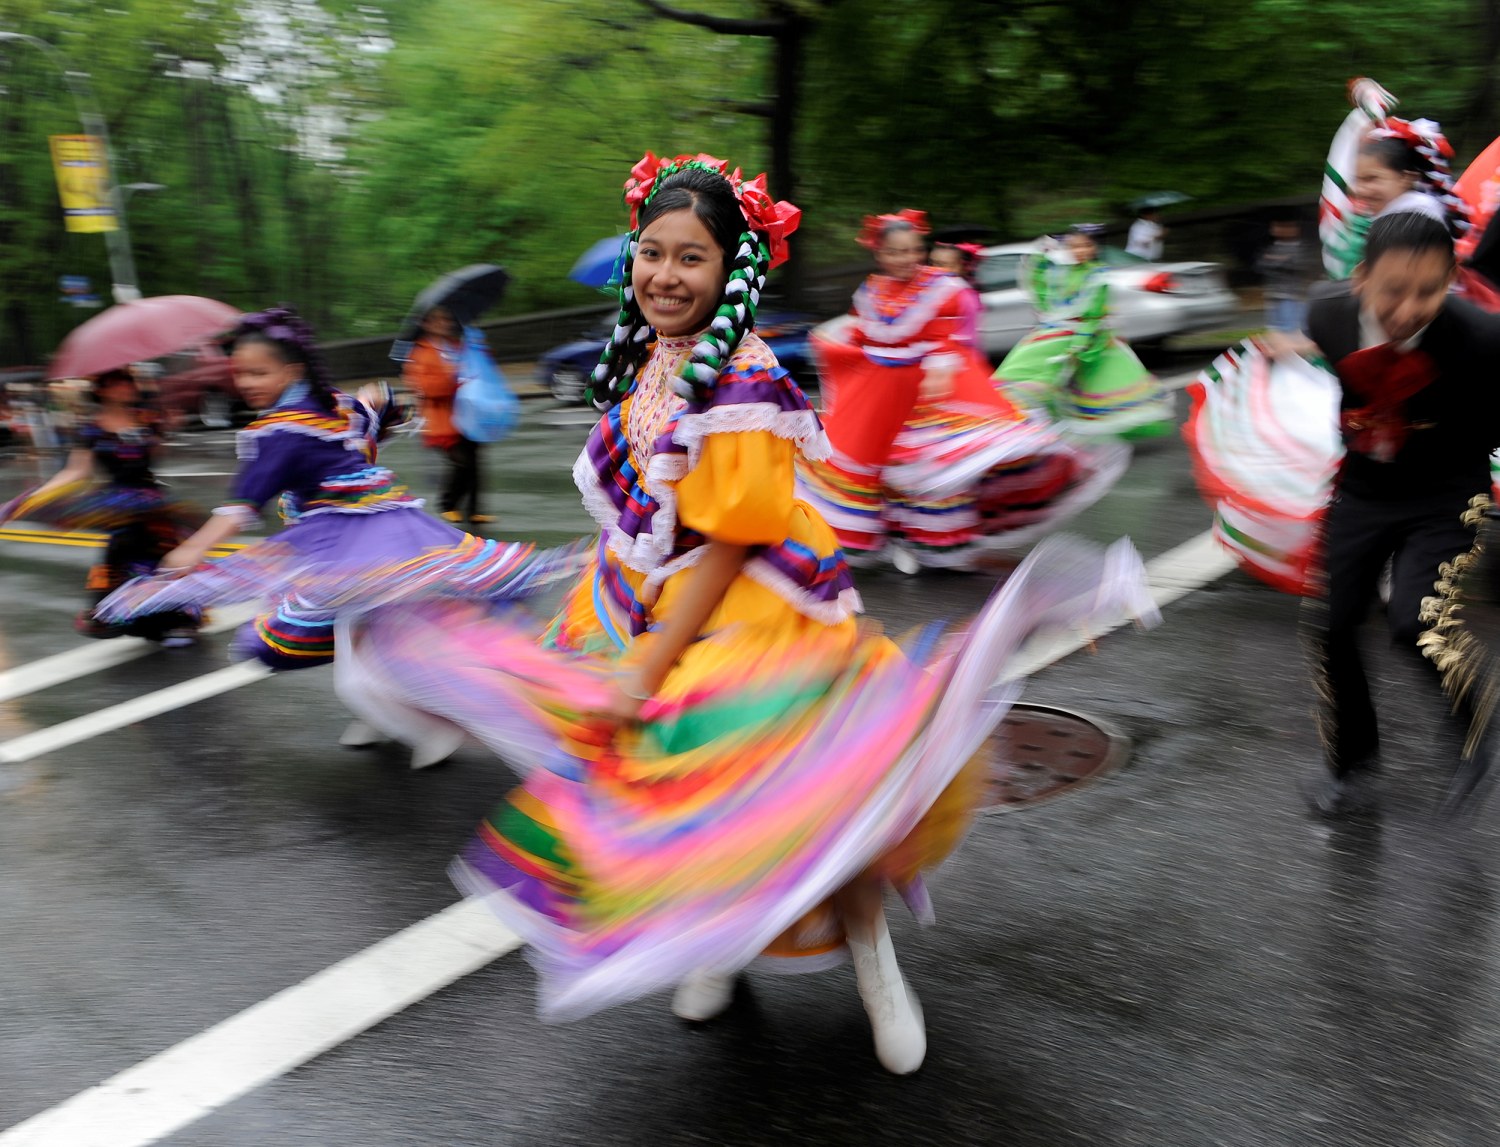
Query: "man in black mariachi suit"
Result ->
[[1298, 211, 1500, 816]]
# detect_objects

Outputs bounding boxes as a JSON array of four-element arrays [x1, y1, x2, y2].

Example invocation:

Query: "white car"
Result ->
[[973, 242, 1241, 359]]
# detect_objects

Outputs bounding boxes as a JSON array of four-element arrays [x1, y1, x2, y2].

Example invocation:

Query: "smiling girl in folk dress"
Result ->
[[332, 155, 1156, 1074]]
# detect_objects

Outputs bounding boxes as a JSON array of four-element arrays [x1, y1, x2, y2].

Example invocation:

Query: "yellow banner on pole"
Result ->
[[49, 134, 117, 234]]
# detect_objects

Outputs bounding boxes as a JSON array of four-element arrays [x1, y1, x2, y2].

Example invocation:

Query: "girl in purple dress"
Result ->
[[98, 306, 577, 765]]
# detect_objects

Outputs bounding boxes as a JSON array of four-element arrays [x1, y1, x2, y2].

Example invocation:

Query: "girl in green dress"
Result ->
[[994, 225, 1173, 441]]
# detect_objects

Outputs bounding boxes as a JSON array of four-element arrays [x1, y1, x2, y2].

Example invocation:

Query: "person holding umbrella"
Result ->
[[403, 305, 493, 526], [0, 294, 241, 643], [1125, 206, 1167, 261], [394, 264, 513, 529], [1, 367, 204, 644]]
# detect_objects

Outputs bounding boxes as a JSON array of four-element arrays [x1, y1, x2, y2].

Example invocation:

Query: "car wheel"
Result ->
[[199, 391, 233, 429]]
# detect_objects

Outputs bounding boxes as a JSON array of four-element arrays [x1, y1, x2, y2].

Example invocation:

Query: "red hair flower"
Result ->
[[857, 209, 930, 250], [622, 152, 800, 268]]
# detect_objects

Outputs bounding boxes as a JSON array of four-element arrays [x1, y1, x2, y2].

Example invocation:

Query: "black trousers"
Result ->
[[438, 437, 482, 518], [1307, 487, 1481, 776]]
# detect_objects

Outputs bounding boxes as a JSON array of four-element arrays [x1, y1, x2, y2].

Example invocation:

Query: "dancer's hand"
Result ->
[[919, 362, 955, 403], [592, 671, 653, 729], [158, 543, 205, 576], [1256, 330, 1318, 361]]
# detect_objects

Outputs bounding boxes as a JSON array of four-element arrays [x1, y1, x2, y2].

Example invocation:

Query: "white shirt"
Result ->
[[1126, 218, 1164, 260], [1359, 303, 1428, 351], [1375, 190, 1447, 222]]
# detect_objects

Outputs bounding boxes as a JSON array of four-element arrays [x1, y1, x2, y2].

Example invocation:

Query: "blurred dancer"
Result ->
[[929, 241, 984, 350], [1296, 213, 1500, 816], [994, 225, 1174, 441], [403, 305, 494, 526], [797, 211, 1125, 572], [1320, 77, 1469, 281], [1, 369, 202, 644], [336, 155, 1157, 1075], [97, 306, 575, 767]]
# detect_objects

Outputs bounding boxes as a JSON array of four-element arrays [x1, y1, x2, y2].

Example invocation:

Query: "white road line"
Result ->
[[0, 603, 258, 704], [0, 527, 1236, 1147], [0, 661, 271, 765], [0, 899, 523, 1147]]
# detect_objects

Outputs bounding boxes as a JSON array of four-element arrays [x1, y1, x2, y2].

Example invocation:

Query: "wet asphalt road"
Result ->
[[4, 363, 1500, 1146]]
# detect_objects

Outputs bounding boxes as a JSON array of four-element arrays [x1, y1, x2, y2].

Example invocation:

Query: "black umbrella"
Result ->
[[394, 264, 510, 350]]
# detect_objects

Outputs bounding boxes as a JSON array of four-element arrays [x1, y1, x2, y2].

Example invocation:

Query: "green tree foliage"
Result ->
[[2, 0, 1500, 364], [336, 0, 771, 326], [800, 0, 1496, 243]]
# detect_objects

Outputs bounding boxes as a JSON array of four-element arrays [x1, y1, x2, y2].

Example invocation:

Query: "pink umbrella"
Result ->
[[48, 295, 242, 380]]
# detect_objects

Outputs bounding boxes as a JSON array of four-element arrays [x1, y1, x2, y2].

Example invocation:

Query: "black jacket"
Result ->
[[1307, 283, 1500, 500]]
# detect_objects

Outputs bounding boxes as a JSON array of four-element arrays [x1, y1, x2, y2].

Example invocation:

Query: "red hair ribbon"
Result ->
[[622, 152, 801, 269], [857, 209, 930, 250], [1371, 117, 1455, 161]]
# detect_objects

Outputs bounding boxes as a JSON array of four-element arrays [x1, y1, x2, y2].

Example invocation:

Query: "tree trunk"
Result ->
[[1462, 0, 1500, 149], [770, 7, 805, 303]]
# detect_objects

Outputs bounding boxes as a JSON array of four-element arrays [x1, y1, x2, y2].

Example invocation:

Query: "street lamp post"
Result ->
[[0, 31, 143, 304]]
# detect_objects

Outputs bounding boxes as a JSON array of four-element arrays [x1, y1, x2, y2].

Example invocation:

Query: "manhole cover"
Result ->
[[980, 703, 1129, 813]]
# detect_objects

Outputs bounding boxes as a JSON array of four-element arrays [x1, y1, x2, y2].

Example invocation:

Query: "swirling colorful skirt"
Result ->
[[1183, 341, 1343, 595], [96, 506, 584, 669], [995, 325, 1174, 441], [2, 480, 206, 636], [336, 535, 1156, 1020], [796, 336, 1126, 566]]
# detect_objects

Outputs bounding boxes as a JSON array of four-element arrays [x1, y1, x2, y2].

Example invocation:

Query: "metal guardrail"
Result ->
[[8, 197, 1312, 383], [316, 265, 875, 383]]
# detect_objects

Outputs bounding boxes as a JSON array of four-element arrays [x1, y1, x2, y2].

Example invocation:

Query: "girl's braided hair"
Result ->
[[228, 304, 338, 412], [1361, 118, 1471, 241], [589, 159, 786, 410]]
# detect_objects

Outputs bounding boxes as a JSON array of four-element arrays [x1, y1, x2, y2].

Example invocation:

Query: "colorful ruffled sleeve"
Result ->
[[218, 427, 303, 531], [665, 338, 828, 548], [674, 430, 796, 546]]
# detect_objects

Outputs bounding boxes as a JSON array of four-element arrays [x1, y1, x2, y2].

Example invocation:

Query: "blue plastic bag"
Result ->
[[452, 325, 519, 443]]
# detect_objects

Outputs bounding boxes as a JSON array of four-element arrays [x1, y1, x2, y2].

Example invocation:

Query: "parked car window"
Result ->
[[975, 253, 1024, 291]]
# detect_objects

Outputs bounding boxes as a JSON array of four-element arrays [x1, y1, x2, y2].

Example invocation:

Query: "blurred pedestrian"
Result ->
[[1295, 212, 1500, 816], [403, 305, 494, 526], [0, 368, 203, 644], [1126, 206, 1166, 260], [1256, 217, 1315, 332]]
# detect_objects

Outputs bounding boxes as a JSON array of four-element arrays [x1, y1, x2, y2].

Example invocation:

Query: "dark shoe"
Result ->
[[1443, 746, 1498, 816], [1302, 767, 1379, 819], [75, 610, 123, 640]]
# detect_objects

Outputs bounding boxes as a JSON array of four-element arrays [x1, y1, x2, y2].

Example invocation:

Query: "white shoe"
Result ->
[[671, 971, 736, 1022], [849, 926, 926, 1074], [339, 720, 389, 749], [409, 726, 466, 770], [890, 546, 921, 576]]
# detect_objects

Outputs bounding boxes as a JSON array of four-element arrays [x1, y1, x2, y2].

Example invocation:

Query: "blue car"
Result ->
[[538, 311, 818, 404]]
